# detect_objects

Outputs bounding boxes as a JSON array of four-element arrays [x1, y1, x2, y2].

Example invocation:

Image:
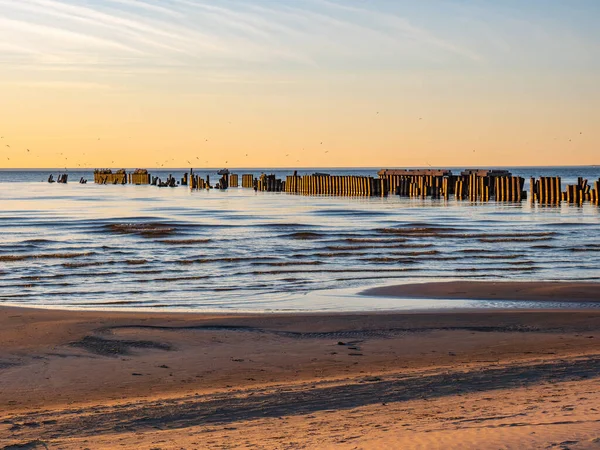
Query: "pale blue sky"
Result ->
[[2, 0, 598, 83]]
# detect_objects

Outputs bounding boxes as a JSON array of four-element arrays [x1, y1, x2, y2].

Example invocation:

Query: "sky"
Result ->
[[0, 0, 599, 169]]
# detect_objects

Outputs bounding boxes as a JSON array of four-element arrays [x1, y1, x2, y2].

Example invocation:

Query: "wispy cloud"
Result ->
[[0, 0, 594, 87]]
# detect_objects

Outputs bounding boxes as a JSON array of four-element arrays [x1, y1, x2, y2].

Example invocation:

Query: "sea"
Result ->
[[1, 167, 599, 312]]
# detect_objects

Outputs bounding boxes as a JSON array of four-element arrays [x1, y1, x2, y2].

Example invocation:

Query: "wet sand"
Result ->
[[362, 280, 600, 303], [1, 288, 600, 449]]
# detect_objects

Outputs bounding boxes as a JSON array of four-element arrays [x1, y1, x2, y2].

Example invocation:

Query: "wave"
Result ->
[[0, 255, 28, 262], [63, 261, 108, 268], [377, 226, 461, 236], [0, 252, 93, 262], [125, 260, 149, 265], [251, 261, 323, 267], [105, 223, 178, 238], [159, 239, 211, 245], [361, 257, 419, 264], [285, 232, 324, 240], [477, 236, 554, 243]]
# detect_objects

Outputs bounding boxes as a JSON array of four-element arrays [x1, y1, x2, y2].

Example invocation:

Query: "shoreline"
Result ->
[[2, 280, 600, 317]]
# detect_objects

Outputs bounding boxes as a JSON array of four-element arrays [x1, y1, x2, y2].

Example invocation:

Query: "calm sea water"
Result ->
[[1, 167, 599, 312]]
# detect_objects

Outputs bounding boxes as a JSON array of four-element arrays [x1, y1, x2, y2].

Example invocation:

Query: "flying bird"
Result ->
[[27, 149, 30, 152], [6, 145, 9, 148]]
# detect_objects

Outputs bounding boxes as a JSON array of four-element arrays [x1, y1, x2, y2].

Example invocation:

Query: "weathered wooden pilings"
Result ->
[[529, 176, 600, 205], [92, 168, 598, 206], [94, 169, 127, 185], [242, 174, 254, 188], [530, 177, 562, 204], [562, 177, 600, 204], [284, 172, 381, 196], [190, 174, 210, 190], [379, 169, 453, 198], [129, 170, 150, 185], [256, 174, 285, 192], [377, 169, 525, 202]]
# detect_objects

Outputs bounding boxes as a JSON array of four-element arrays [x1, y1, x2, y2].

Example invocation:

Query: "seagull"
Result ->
[[187, 160, 191, 164]]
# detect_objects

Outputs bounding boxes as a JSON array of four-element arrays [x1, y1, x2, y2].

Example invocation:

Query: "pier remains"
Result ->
[[90, 167, 599, 206]]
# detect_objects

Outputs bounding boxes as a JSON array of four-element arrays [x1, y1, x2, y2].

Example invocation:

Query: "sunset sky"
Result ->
[[0, 0, 599, 169]]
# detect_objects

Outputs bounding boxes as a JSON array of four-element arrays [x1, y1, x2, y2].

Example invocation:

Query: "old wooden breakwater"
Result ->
[[91, 168, 599, 206], [377, 169, 529, 202], [530, 176, 600, 205], [284, 172, 383, 196]]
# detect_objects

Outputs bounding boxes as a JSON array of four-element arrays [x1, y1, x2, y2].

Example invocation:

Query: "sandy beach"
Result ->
[[1, 281, 600, 449]]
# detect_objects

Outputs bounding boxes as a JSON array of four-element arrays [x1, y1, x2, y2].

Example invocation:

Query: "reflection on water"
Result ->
[[0, 167, 599, 312]]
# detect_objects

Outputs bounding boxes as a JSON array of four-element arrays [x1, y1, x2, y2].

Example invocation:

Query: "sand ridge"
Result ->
[[362, 280, 600, 302]]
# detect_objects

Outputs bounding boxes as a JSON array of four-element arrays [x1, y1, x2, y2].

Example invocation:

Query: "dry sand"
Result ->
[[1, 281, 600, 449]]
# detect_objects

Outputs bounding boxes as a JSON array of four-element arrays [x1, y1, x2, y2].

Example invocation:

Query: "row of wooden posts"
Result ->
[[531, 177, 600, 205], [93, 168, 599, 205], [284, 173, 384, 196], [377, 169, 528, 202], [93, 170, 149, 185]]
